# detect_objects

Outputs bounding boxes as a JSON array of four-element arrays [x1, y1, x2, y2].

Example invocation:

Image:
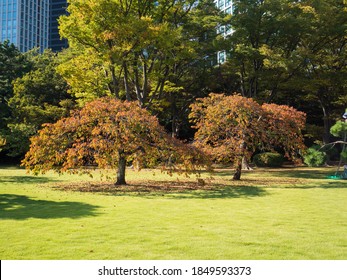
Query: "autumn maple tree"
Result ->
[[189, 94, 306, 180], [22, 98, 207, 185], [261, 103, 307, 161]]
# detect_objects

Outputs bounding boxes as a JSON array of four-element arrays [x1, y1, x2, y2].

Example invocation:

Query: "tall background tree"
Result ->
[[216, 0, 314, 100], [6, 50, 74, 156], [283, 0, 347, 144], [0, 41, 32, 154], [215, 0, 346, 146], [1, 49, 73, 157], [58, 0, 225, 137]]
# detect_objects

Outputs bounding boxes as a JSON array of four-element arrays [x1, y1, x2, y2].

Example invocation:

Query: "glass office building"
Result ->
[[215, 0, 233, 64], [0, 0, 68, 52], [0, 0, 49, 52], [49, 0, 67, 51]]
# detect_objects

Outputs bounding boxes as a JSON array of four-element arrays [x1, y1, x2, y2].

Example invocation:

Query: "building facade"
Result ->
[[0, 0, 49, 52], [49, 0, 67, 51], [0, 0, 67, 52], [215, 0, 233, 64]]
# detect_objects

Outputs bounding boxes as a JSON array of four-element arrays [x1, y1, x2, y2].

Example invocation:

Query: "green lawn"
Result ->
[[0, 166, 346, 260]]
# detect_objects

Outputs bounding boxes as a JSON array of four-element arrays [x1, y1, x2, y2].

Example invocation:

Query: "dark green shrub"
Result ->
[[253, 152, 284, 167], [341, 150, 347, 162], [303, 146, 326, 167]]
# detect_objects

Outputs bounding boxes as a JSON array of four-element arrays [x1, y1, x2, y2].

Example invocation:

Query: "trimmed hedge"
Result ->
[[253, 152, 284, 167]]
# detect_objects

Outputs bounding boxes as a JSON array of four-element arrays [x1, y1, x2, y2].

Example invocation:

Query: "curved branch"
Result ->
[[319, 141, 347, 150]]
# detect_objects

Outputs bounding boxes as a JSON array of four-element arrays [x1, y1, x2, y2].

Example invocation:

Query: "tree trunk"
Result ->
[[171, 92, 179, 138], [233, 139, 246, 180], [335, 130, 347, 176], [108, 64, 120, 99], [233, 159, 242, 180], [115, 151, 127, 185], [242, 156, 253, 170], [123, 62, 131, 101], [322, 114, 331, 145], [319, 98, 331, 145]]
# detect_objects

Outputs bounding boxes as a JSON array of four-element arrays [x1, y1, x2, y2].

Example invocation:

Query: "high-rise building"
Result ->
[[49, 0, 67, 51], [0, 0, 49, 52], [215, 0, 233, 64], [0, 0, 67, 52], [216, 0, 233, 16]]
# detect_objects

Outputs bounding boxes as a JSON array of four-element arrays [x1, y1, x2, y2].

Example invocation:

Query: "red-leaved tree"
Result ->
[[262, 103, 306, 161], [22, 98, 208, 185], [189, 94, 306, 180]]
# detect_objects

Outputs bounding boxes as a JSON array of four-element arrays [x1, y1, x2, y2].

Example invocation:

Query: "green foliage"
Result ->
[[224, 0, 316, 101], [56, 48, 112, 105], [279, 0, 346, 143], [319, 143, 339, 161], [253, 152, 284, 167], [341, 150, 347, 162], [330, 119, 347, 163], [218, 0, 346, 147], [330, 121, 347, 138], [1, 0, 347, 162], [4, 124, 37, 157], [58, 0, 225, 118], [2, 49, 73, 157], [0, 41, 32, 130], [303, 146, 327, 167], [304, 124, 325, 142]]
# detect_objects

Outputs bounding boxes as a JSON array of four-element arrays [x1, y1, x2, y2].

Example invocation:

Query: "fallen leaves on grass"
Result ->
[[51, 180, 215, 194], [47, 175, 310, 195]]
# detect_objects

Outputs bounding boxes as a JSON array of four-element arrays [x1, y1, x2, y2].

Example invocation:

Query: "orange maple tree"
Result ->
[[189, 94, 306, 180], [22, 98, 207, 185], [261, 103, 306, 161]]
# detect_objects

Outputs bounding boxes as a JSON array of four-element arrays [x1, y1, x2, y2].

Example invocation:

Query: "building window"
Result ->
[[218, 51, 226, 64]]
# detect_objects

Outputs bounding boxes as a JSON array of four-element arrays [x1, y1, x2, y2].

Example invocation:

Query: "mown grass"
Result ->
[[0, 166, 346, 260]]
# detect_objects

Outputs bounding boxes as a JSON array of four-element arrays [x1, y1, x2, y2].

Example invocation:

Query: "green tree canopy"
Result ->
[[58, 0, 224, 109], [217, 0, 346, 145], [0, 41, 31, 130], [3, 50, 73, 157], [287, 0, 347, 144], [221, 0, 315, 100]]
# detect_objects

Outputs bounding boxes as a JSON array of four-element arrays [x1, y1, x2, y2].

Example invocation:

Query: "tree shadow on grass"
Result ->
[[263, 168, 333, 180], [0, 194, 100, 220], [272, 181, 347, 189], [0, 176, 56, 184], [164, 185, 268, 200], [205, 168, 347, 188], [0, 166, 58, 184], [92, 185, 268, 200], [50, 174, 347, 200]]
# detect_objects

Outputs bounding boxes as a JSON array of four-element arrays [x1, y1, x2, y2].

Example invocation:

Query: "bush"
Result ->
[[330, 121, 347, 138], [303, 146, 326, 167], [341, 150, 347, 162], [253, 152, 284, 167]]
